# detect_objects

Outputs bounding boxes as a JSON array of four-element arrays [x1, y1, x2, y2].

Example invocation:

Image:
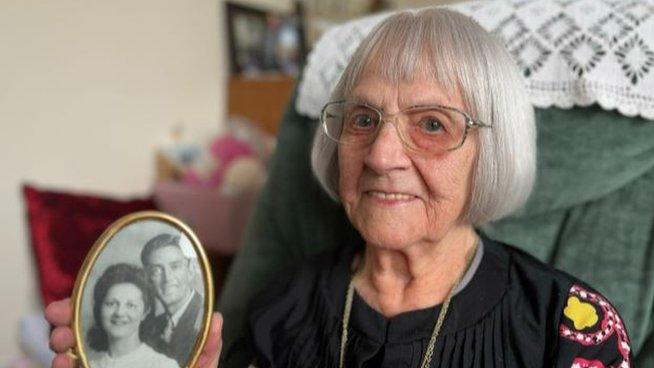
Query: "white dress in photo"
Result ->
[[89, 343, 179, 368]]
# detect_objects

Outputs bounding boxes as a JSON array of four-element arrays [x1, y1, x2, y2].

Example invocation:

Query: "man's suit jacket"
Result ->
[[144, 291, 204, 367]]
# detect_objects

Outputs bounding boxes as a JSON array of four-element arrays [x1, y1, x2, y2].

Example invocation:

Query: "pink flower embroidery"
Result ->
[[572, 357, 605, 368]]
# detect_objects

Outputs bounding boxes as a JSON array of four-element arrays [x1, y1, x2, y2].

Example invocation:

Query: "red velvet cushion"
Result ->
[[23, 184, 156, 306]]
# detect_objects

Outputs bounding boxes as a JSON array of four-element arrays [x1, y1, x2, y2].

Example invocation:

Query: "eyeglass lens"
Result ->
[[322, 102, 467, 153]]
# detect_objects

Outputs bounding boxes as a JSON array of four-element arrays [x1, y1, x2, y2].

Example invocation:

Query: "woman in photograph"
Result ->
[[87, 263, 180, 368]]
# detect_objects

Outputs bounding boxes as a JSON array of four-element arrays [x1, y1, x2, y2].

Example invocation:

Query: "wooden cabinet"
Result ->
[[227, 74, 296, 134]]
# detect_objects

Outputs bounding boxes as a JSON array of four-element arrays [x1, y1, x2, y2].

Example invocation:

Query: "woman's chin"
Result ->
[[106, 327, 137, 341], [358, 224, 419, 250], [350, 209, 420, 246]]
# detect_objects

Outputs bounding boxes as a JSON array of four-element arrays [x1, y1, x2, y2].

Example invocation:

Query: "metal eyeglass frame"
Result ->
[[320, 100, 492, 154]]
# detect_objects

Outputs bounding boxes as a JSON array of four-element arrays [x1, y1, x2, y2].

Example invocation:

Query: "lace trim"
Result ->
[[296, 0, 654, 121]]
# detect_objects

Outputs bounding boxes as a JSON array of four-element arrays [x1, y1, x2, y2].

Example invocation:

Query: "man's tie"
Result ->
[[162, 315, 175, 343]]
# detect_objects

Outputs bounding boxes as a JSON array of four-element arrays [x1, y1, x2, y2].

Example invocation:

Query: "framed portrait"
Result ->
[[71, 211, 214, 368], [225, 2, 306, 76]]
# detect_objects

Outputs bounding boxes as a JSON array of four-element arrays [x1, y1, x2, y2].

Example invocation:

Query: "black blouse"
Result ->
[[223, 235, 632, 367]]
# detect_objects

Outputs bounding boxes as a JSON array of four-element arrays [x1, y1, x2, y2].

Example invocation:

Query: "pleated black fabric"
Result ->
[[222, 234, 632, 367]]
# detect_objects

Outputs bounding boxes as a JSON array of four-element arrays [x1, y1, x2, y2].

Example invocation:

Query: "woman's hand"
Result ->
[[45, 298, 224, 368], [45, 298, 76, 368], [196, 313, 223, 367]]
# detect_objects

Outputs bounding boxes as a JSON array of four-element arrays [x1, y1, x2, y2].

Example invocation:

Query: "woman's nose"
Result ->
[[363, 121, 411, 173], [114, 303, 127, 316]]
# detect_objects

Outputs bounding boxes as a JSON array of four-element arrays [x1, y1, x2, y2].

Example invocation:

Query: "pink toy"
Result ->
[[183, 135, 254, 188], [211, 135, 254, 167]]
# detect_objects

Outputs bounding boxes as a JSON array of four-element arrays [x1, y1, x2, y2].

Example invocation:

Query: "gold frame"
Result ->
[[70, 210, 214, 368]]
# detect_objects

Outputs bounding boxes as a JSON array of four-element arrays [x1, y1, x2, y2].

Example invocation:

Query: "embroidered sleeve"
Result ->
[[556, 284, 631, 368]]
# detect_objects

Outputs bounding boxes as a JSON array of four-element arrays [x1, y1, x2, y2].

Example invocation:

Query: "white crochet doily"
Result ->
[[296, 0, 654, 120]]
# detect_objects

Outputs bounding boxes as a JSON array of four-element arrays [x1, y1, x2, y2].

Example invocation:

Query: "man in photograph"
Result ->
[[141, 233, 203, 366]]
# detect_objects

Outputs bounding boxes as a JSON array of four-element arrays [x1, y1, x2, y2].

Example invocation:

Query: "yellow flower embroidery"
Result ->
[[564, 296, 598, 330]]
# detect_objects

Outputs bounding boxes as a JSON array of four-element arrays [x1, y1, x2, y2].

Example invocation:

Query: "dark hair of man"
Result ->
[[87, 263, 154, 351], [140, 233, 182, 266]]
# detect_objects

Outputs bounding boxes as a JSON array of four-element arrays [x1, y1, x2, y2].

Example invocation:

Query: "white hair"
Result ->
[[311, 7, 536, 225]]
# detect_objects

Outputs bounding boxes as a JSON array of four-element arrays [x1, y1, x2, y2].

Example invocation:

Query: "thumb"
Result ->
[[196, 312, 223, 367]]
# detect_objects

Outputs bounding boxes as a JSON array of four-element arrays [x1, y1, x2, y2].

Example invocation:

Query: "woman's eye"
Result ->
[[419, 118, 444, 134], [352, 114, 376, 129]]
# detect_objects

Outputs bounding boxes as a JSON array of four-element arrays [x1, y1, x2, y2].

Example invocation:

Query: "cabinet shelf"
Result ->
[[227, 74, 296, 134]]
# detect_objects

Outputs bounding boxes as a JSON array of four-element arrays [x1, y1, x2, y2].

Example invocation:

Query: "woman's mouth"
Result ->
[[110, 318, 130, 326], [366, 190, 417, 201]]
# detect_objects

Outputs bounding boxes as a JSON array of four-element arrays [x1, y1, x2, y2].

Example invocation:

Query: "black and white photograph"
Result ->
[[72, 212, 213, 368]]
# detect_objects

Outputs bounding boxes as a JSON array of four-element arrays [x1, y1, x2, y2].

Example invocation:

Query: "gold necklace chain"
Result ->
[[339, 243, 478, 368]]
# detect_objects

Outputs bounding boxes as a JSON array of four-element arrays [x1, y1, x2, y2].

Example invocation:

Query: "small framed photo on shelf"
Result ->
[[70, 211, 214, 368], [225, 2, 306, 76]]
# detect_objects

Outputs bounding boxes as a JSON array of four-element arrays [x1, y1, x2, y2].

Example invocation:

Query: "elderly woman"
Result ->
[[86, 263, 179, 368], [48, 7, 630, 368], [218, 8, 631, 367]]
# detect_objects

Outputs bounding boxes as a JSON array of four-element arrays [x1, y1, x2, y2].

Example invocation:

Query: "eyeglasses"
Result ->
[[320, 101, 490, 155]]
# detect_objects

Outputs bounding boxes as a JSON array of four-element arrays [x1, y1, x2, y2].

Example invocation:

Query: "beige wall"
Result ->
[[0, 0, 227, 361]]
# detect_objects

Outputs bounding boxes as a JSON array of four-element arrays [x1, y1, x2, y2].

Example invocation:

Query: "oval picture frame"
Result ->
[[71, 211, 214, 368]]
